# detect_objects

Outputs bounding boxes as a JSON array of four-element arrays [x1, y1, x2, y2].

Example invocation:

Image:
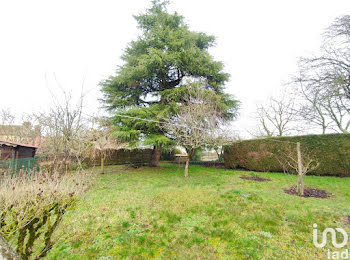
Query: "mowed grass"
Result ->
[[46, 163, 350, 259]]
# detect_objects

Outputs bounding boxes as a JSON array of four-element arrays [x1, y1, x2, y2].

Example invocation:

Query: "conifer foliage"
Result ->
[[101, 1, 238, 166]]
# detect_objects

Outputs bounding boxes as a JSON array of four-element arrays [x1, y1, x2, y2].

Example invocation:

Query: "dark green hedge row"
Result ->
[[190, 161, 225, 168], [224, 134, 350, 177], [85, 148, 153, 166]]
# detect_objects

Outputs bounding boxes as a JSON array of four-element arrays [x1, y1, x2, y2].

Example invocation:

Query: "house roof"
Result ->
[[0, 139, 38, 149]]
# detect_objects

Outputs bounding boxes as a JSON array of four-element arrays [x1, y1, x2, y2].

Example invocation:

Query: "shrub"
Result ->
[[161, 147, 183, 161], [224, 134, 350, 177], [0, 171, 93, 259], [72, 162, 89, 171], [161, 148, 176, 161], [190, 148, 203, 162], [39, 160, 74, 174]]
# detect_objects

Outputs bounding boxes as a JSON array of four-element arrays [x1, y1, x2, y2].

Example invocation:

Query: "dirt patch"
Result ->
[[240, 176, 272, 182], [346, 215, 350, 226], [284, 186, 329, 199]]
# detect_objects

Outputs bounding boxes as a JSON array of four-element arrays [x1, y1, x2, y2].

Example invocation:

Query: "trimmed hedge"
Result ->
[[85, 148, 153, 166], [190, 161, 225, 168], [224, 134, 350, 177]]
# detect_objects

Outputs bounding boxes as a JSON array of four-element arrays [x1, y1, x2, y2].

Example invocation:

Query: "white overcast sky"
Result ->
[[1, 0, 349, 137]]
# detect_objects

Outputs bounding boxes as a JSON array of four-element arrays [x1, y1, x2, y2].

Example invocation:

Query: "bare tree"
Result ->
[[295, 70, 350, 134], [294, 15, 350, 134], [323, 90, 350, 133], [326, 15, 350, 42], [0, 108, 15, 125], [88, 118, 126, 174], [294, 80, 333, 134], [253, 96, 297, 137], [35, 87, 88, 173], [163, 87, 231, 177], [0, 109, 42, 145], [204, 128, 237, 162], [275, 142, 319, 196]]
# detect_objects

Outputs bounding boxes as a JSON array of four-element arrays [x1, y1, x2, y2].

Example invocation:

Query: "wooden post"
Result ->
[[296, 142, 304, 196], [27, 159, 31, 175], [101, 151, 104, 174], [184, 156, 189, 178], [15, 149, 19, 175], [11, 149, 16, 177]]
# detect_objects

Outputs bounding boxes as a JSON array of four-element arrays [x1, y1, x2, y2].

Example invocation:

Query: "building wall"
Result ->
[[0, 145, 36, 160], [17, 147, 36, 159], [0, 146, 13, 160]]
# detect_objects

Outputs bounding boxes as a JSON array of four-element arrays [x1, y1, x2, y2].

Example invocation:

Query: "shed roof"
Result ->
[[0, 139, 38, 149]]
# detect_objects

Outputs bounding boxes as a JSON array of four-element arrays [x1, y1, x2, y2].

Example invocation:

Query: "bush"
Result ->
[[224, 134, 350, 177], [161, 149, 175, 161], [39, 160, 74, 174], [72, 162, 89, 171], [190, 148, 203, 162], [0, 171, 94, 259], [161, 147, 183, 161]]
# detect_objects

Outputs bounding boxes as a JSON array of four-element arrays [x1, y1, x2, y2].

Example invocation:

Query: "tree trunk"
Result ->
[[296, 142, 304, 196], [149, 145, 162, 167], [0, 234, 21, 260], [297, 174, 304, 196], [184, 157, 190, 177], [60, 156, 66, 175], [183, 148, 196, 178], [101, 152, 104, 174]]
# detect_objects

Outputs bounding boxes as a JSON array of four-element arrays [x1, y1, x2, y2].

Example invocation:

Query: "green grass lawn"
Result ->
[[46, 163, 350, 259]]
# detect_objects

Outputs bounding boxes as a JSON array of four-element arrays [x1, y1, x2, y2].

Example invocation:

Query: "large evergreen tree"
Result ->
[[101, 0, 239, 166]]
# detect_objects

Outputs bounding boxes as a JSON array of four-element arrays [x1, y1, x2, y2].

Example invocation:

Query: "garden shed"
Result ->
[[0, 139, 37, 161]]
